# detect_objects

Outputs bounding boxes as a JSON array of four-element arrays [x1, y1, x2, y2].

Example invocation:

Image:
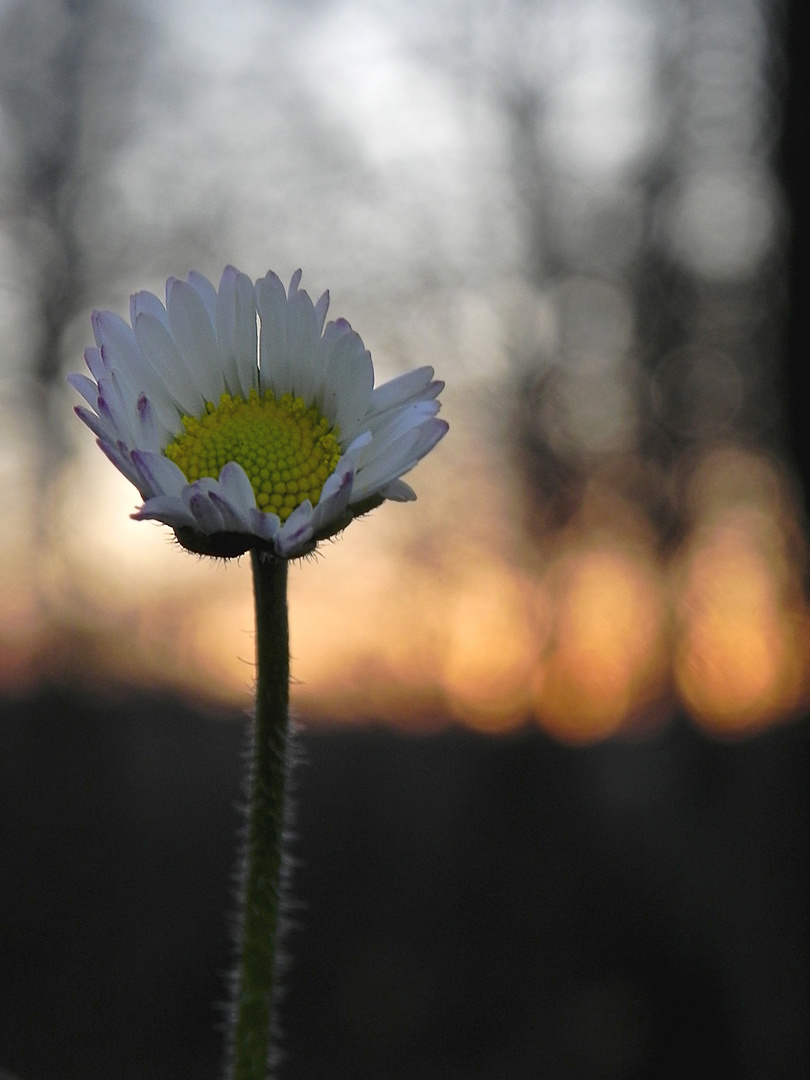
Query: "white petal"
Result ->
[[247, 506, 282, 543], [91, 316, 178, 430], [133, 392, 168, 454], [131, 289, 170, 331], [285, 274, 325, 405], [350, 429, 423, 501], [289, 269, 304, 293], [307, 433, 371, 537], [313, 320, 350, 414], [166, 278, 224, 403], [208, 491, 251, 532], [92, 310, 138, 362], [186, 476, 220, 496], [101, 363, 151, 447], [363, 397, 442, 444], [314, 290, 330, 331], [130, 449, 188, 499], [134, 494, 196, 528], [187, 271, 218, 322], [351, 419, 447, 501], [379, 478, 416, 501], [186, 488, 226, 533], [96, 335, 169, 448], [75, 405, 114, 444], [217, 461, 258, 514], [344, 429, 374, 454], [216, 266, 258, 399], [277, 500, 316, 556], [83, 344, 106, 384], [309, 458, 355, 534], [94, 388, 129, 444], [134, 312, 205, 415], [369, 366, 436, 413], [256, 272, 291, 395], [96, 437, 144, 490], [321, 324, 373, 439], [67, 372, 99, 411], [356, 403, 439, 474]]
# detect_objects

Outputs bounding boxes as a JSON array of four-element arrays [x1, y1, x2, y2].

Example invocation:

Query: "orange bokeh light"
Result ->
[[673, 506, 809, 735], [532, 542, 670, 743], [440, 566, 549, 732]]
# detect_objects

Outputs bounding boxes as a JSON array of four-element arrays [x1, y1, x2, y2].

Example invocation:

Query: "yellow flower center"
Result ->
[[165, 389, 341, 521]]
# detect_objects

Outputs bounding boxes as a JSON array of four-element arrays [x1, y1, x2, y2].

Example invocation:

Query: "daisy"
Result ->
[[69, 267, 447, 558]]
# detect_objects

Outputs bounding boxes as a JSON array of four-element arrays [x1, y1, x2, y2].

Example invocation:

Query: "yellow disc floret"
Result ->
[[164, 389, 341, 521]]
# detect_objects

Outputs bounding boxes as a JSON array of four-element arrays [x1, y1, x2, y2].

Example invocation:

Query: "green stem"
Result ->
[[228, 549, 290, 1080]]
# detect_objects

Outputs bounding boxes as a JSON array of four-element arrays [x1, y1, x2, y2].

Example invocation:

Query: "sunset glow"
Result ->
[[674, 515, 808, 733], [2, 438, 806, 741], [531, 542, 670, 744]]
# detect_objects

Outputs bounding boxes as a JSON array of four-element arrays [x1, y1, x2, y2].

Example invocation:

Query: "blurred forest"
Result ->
[[1, 0, 809, 1077]]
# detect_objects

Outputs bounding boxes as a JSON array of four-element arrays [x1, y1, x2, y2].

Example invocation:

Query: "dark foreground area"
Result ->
[[0, 688, 808, 1080]]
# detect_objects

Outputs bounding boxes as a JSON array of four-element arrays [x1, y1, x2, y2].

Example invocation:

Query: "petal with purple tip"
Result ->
[[186, 488, 226, 533], [208, 491, 250, 532], [130, 449, 188, 499], [134, 495, 196, 529], [217, 461, 258, 513], [248, 506, 282, 543], [134, 312, 205, 415]]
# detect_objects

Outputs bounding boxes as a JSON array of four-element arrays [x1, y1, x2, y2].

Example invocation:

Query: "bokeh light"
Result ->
[[532, 535, 669, 744], [672, 447, 810, 735]]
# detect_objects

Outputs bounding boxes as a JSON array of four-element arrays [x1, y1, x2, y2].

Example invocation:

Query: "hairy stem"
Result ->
[[228, 550, 290, 1080]]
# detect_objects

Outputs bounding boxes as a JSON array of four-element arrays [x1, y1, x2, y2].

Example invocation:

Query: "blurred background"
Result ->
[[1, 0, 809, 1077]]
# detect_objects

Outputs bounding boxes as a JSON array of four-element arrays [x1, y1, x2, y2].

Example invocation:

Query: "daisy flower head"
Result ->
[[69, 267, 447, 558]]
